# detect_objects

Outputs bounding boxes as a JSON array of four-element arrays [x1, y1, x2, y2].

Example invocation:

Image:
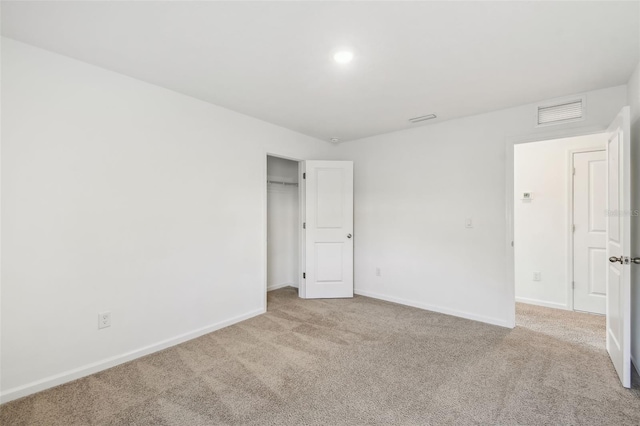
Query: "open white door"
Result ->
[[302, 161, 353, 299], [605, 106, 632, 388]]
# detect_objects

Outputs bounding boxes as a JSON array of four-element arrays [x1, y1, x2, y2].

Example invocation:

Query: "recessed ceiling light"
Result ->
[[333, 51, 353, 64], [330, 137, 340, 143]]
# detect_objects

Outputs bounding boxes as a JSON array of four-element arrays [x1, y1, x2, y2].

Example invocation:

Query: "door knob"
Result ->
[[632, 257, 640, 265], [609, 256, 623, 264], [347, 234, 352, 239]]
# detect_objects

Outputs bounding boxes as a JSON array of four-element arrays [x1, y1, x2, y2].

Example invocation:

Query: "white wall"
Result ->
[[514, 134, 606, 310], [267, 156, 299, 291], [325, 85, 627, 327], [628, 61, 640, 373], [0, 38, 331, 401], [1, 36, 635, 402]]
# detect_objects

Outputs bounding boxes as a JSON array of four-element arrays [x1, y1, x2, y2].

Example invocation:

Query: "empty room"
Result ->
[[1, 1, 640, 425]]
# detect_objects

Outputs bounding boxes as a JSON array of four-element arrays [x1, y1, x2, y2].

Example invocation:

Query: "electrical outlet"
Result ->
[[532, 272, 541, 282], [375, 267, 381, 277], [98, 311, 111, 329]]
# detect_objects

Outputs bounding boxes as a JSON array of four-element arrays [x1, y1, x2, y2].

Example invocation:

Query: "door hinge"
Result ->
[[303, 173, 306, 179], [573, 167, 576, 176], [303, 222, 306, 229], [572, 281, 575, 289], [303, 272, 306, 279], [572, 224, 576, 233]]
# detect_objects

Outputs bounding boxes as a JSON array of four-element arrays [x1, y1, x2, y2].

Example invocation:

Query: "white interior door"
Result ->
[[605, 107, 632, 388], [302, 161, 353, 299], [573, 150, 607, 314]]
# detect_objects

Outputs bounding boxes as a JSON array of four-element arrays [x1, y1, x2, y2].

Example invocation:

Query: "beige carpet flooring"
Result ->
[[1, 287, 639, 425]]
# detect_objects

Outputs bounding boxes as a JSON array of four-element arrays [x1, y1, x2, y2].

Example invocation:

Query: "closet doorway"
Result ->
[[266, 155, 301, 295]]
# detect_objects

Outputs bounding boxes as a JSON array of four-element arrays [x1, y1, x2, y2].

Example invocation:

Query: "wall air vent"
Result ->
[[536, 98, 584, 126], [409, 114, 437, 123]]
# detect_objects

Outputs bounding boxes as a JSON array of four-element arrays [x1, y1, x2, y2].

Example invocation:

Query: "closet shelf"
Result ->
[[267, 180, 298, 186]]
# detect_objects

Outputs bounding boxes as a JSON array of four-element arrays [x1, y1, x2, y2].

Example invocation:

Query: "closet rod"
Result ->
[[267, 180, 299, 186]]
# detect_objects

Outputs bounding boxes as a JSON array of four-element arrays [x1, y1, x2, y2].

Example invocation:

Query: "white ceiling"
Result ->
[[3, 1, 639, 142]]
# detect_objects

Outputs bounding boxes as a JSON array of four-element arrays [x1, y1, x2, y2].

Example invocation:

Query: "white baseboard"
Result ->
[[354, 289, 509, 328], [632, 354, 640, 377], [0, 308, 265, 404], [267, 282, 295, 292], [515, 296, 570, 311]]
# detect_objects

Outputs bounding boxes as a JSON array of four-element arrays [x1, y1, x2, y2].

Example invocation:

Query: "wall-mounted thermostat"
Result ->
[[522, 192, 533, 200]]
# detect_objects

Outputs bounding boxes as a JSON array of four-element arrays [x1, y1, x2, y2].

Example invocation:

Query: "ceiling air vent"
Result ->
[[537, 98, 584, 126], [409, 114, 437, 123]]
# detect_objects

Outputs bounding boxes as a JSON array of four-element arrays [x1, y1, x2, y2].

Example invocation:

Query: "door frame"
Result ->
[[568, 147, 607, 313], [298, 161, 307, 298], [263, 152, 304, 310], [505, 125, 608, 328]]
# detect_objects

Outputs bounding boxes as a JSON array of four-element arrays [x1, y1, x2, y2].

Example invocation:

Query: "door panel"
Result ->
[[315, 243, 344, 282], [573, 150, 606, 314], [608, 135, 621, 243], [589, 160, 607, 232], [588, 248, 606, 296], [303, 161, 353, 299], [605, 107, 631, 388], [316, 169, 345, 228]]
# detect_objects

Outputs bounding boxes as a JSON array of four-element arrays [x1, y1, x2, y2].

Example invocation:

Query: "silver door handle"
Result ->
[[632, 257, 640, 264], [347, 234, 352, 239], [609, 256, 623, 264]]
